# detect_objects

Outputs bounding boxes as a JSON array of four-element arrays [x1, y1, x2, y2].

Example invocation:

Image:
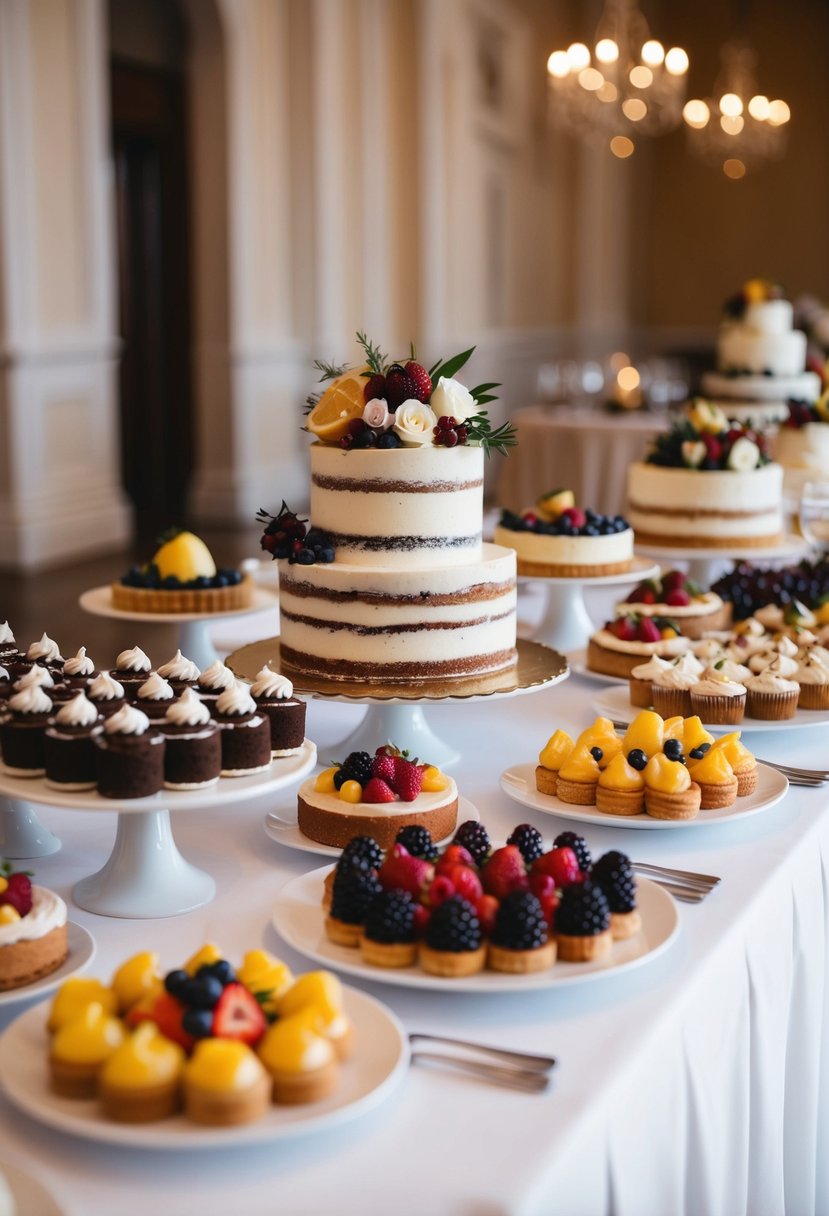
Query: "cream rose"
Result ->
[[430, 376, 477, 423], [681, 440, 706, 468], [363, 398, 392, 430], [393, 399, 438, 446], [727, 436, 761, 471]]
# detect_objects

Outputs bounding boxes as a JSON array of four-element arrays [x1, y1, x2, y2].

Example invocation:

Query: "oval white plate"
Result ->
[[591, 683, 829, 735], [264, 795, 481, 859], [500, 761, 788, 831], [0, 985, 408, 1150], [568, 650, 626, 686], [79, 584, 277, 624], [0, 922, 95, 1009], [271, 868, 679, 993]]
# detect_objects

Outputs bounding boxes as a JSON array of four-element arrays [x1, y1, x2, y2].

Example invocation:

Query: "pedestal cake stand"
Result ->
[[227, 639, 567, 768], [520, 557, 660, 654], [0, 741, 316, 919], [634, 535, 808, 589]]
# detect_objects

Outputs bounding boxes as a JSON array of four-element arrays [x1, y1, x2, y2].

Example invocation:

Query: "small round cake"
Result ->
[[110, 647, 153, 701], [159, 688, 221, 790], [88, 671, 127, 719], [94, 703, 165, 799], [61, 646, 98, 691], [212, 682, 272, 776], [133, 672, 176, 721], [615, 570, 731, 639], [196, 660, 237, 708], [248, 668, 306, 756], [0, 684, 53, 776], [495, 490, 633, 577], [113, 530, 252, 615], [24, 632, 64, 676], [156, 649, 200, 695], [44, 691, 104, 790], [0, 877, 68, 991]]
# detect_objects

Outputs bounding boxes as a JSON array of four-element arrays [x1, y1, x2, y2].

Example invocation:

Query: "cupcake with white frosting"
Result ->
[[62, 646, 98, 691], [650, 653, 703, 718], [44, 691, 104, 790], [156, 649, 201, 695], [213, 682, 271, 776], [628, 654, 671, 709], [745, 659, 800, 720], [689, 672, 746, 725], [196, 660, 237, 708], [706, 657, 753, 684], [94, 704, 165, 799], [248, 667, 306, 756], [159, 688, 221, 790], [0, 684, 53, 776], [133, 672, 176, 722], [88, 671, 127, 719], [109, 646, 153, 701], [795, 652, 829, 710]]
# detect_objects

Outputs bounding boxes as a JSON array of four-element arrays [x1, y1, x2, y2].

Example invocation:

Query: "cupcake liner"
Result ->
[[746, 688, 799, 720], [650, 686, 693, 718], [688, 691, 746, 725], [796, 683, 829, 710]]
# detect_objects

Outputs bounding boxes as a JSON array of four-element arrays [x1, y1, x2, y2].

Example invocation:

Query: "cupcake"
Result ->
[[133, 672, 176, 721], [248, 668, 306, 757], [688, 672, 746, 725], [156, 649, 200, 695], [44, 691, 104, 790], [257, 1009, 339, 1106], [88, 671, 127, 719], [643, 753, 701, 821], [795, 652, 829, 710], [94, 704, 165, 799], [687, 747, 738, 809], [745, 659, 800, 720], [98, 1022, 184, 1123], [708, 657, 753, 684], [0, 622, 19, 667], [359, 889, 418, 968], [49, 1001, 126, 1098], [419, 895, 486, 977], [159, 688, 221, 790], [554, 881, 612, 962], [590, 851, 641, 940], [24, 632, 64, 676], [649, 653, 703, 718], [185, 1039, 271, 1124], [595, 753, 645, 816], [62, 647, 98, 691], [0, 684, 53, 776], [196, 660, 237, 708], [110, 647, 153, 700], [212, 681, 272, 776], [535, 729, 574, 796], [628, 655, 671, 709], [555, 745, 600, 806], [487, 890, 556, 974]]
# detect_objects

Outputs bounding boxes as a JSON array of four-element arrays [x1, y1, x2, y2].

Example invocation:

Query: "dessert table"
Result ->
[[496, 404, 669, 516], [1, 620, 828, 1214]]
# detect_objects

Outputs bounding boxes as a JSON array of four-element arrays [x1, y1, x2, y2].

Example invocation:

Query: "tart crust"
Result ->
[[696, 775, 738, 810], [595, 786, 645, 816], [419, 944, 487, 977], [0, 922, 68, 991], [324, 915, 363, 948], [733, 760, 758, 797], [534, 766, 559, 796], [111, 574, 253, 616], [184, 1072, 272, 1125], [100, 1078, 181, 1123], [555, 928, 612, 962], [610, 909, 642, 941], [487, 940, 556, 974], [515, 557, 633, 578], [268, 1058, 340, 1105], [49, 1055, 102, 1099], [644, 783, 702, 821], [358, 936, 418, 969], [632, 529, 782, 549], [555, 776, 598, 806]]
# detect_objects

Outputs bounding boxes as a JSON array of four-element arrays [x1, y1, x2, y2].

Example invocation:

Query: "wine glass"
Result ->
[[799, 481, 829, 548]]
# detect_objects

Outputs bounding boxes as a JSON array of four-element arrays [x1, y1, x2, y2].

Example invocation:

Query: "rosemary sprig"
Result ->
[[464, 413, 517, 457], [313, 358, 349, 383], [356, 332, 387, 376]]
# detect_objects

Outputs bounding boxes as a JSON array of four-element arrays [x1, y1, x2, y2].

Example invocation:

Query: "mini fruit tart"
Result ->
[[419, 895, 486, 977], [554, 881, 612, 962], [487, 890, 556, 974], [590, 851, 641, 941], [359, 890, 419, 969]]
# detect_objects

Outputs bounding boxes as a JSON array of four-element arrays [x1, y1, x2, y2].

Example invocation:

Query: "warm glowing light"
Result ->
[[724, 158, 746, 179], [547, 50, 570, 78], [579, 67, 605, 91], [597, 81, 618, 103], [748, 94, 770, 121], [641, 40, 664, 67], [721, 114, 744, 135], [610, 351, 630, 371], [768, 99, 791, 125], [719, 92, 743, 118], [567, 42, 591, 71], [664, 47, 689, 76], [595, 38, 619, 64], [610, 135, 635, 157], [622, 98, 647, 122], [683, 99, 710, 128], [630, 66, 653, 89], [617, 366, 641, 391]]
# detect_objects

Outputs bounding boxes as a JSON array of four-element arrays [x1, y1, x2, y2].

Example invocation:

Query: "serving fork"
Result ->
[[632, 861, 720, 903], [409, 1034, 555, 1092]]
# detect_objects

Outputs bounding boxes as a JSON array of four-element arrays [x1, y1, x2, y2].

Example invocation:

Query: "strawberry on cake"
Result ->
[[587, 614, 690, 678], [0, 865, 68, 991], [615, 569, 731, 639], [494, 489, 633, 577]]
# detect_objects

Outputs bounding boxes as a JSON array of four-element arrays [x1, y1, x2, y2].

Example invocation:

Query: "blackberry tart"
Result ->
[[94, 704, 165, 799], [0, 684, 53, 776], [419, 895, 486, 977], [359, 889, 418, 968], [488, 890, 556, 974], [590, 851, 641, 941], [44, 692, 104, 791], [322, 836, 384, 912], [213, 682, 271, 776], [159, 688, 221, 790], [554, 880, 612, 962], [325, 855, 382, 947], [110, 647, 153, 701], [112, 530, 252, 615], [248, 668, 306, 757]]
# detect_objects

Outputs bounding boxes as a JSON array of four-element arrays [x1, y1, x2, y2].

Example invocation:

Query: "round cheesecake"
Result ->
[[614, 591, 730, 639], [0, 885, 68, 991], [493, 522, 634, 577], [297, 776, 459, 849]]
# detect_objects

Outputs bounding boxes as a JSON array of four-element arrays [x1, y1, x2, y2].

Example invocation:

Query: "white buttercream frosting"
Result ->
[[26, 633, 62, 662], [14, 665, 54, 691], [165, 687, 212, 727], [0, 622, 15, 645], [198, 661, 236, 692], [753, 604, 785, 631], [796, 656, 829, 685], [630, 655, 672, 681], [652, 659, 700, 691], [693, 639, 727, 662], [747, 663, 799, 693], [691, 675, 746, 698], [8, 685, 52, 715], [115, 646, 151, 674], [748, 649, 799, 677], [590, 629, 690, 657], [104, 703, 151, 735], [64, 647, 95, 678], [0, 885, 66, 946], [89, 672, 124, 701], [215, 681, 257, 717], [157, 649, 200, 682], [55, 691, 99, 728], [0, 665, 8, 683], [136, 673, 174, 702], [799, 644, 829, 670], [250, 667, 294, 700], [711, 658, 753, 682]]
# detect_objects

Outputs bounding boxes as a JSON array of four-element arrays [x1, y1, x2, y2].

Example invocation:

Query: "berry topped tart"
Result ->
[[494, 489, 634, 578], [587, 612, 690, 678], [112, 530, 252, 615], [626, 400, 784, 549], [773, 390, 829, 497], [615, 569, 731, 639], [0, 862, 68, 991], [297, 743, 458, 849], [257, 333, 519, 683]]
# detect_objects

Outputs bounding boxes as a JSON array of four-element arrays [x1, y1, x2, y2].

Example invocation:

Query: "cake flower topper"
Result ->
[[648, 401, 770, 472], [304, 331, 516, 456], [723, 277, 785, 319]]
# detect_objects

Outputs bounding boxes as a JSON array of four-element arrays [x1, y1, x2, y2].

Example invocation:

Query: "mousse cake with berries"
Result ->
[[615, 569, 730, 639], [0, 865, 68, 991], [494, 489, 633, 577], [587, 612, 690, 679], [298, 746, 458, 850], [112, 529, 252, 615]]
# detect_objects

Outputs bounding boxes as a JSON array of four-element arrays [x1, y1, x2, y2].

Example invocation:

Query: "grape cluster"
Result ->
[[712, 558, 829, 620]]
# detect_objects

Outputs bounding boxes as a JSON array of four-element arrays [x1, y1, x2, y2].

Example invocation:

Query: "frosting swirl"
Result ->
[[0, 622, 15, 645], [9, 684, 52, 715], [710, 658, 753, 683], [796, 655, 829, 685], [250, 667, 294, 700], [26, 633, 62, 662], [0, 886, 66, 946], [165, 687, 212, 728], [64, 647, 95, 678], [136, 673, 174, 703], [215, 681, 257, 717], [14, 664, 54, 691], [691, 675, 746, 698], [198, 661, 236, 692], [104, 703, 152, 735], [0, 665, 8, 683], [157, 649, 200, 683], [115, 646, 151, 674], [746, 665, 799, 694], [630, 655, 672, 681], [89, 671, 124, 702], [55, 691, 100, 728]]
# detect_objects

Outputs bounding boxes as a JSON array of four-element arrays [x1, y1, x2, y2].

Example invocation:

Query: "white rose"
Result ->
[[430, 376, 477, 423], [727, 436, 761, 470], [681, 440, 706, 468], [362, 398, 392, 430], [393, 399, 438, 446]]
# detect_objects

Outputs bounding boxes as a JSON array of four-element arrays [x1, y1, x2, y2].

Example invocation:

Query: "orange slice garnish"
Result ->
[[306, 365, 370, 442]]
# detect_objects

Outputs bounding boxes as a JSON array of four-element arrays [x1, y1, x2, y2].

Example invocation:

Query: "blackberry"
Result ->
[[340, 835, 383, 870], [339, 751, 374, 787], [330, 856, 382, 924], [453, 820, 491, 866], [590, 851, 637, 914], [506, 823, 544, 865], [363, 890, 416, 944], [490, 890, 549, 950], [425, 896, 482, 952], [395, 825, 438, 861], [553, 831, 591, 872], [555, 881, 610, 937]]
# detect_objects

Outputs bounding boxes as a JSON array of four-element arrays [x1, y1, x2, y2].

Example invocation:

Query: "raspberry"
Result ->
[[340, 836, 383, 870], [427, 874, 456, 907], [553, 831, 591, 872], [363, 890, 416, 944], [395, 825, 437, 860], [362, 777, 396, 804], [363, 373, 386, 404], [391, 757, 423, 802], [590, 851, 637, 913], [330, 856, 382, 924], [1, 872, 33, 917], [507, 824, 543, 865], [490, 890, 549, 951], [452, 821, 491, 866], [384, 364, 417, 410], [555, 881, 610, 937], [404, 360, 432, 403], [424, 895, 482, 952]]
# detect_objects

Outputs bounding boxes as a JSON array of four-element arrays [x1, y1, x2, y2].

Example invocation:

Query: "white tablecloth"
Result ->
[[496, 405, 669, 516], [1, 591, 829, 1216]]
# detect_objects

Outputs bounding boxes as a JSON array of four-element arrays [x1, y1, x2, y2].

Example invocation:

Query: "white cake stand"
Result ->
[[519, 558, 660, 654], [0, 741, 316, 919], [227, 639, 568, 769], [0, 796, 61, 859], [78, 584, 278, 671], [634, 535, 809, 589]]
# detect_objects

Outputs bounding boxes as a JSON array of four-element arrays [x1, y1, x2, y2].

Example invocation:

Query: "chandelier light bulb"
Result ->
[[723, 158, 746, 179], [641, 40, 665, 67], [719, 92, 743, 118], [579, 67, 605, 91], [609, 136, 635, 158], [622, 98, 647, 122], [720, 114, 744, 135], [566, 42, 591, 71], [547, 50, 570, 78], [683, 99, 710, 128], [618, 366, 640, 391], [595, 38, 619, 64], [768, 99, 791, 125], [747, 94, 770, 121], [629, 66, 653, 89], [664, 47, 689, 76]]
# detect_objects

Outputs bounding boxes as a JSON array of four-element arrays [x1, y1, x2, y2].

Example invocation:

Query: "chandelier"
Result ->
[[682, 41, 790, 178], [546, 0, 689, 158]]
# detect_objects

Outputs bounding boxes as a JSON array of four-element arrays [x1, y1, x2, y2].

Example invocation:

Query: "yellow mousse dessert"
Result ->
[[555, 746, 600, 806], [687, 747, 738, 809], [111, 951, 163, 1014], [596, 753, 645, 817], [276, 971, 353, 1061], [535, 729, 574, 795], [99, 1022, 185, 1122], [710, 732, 758, 796], [184, 1039, 271, 1126], [112, 530, 252, 615], [48, 977, 119, 1034], [258, 1009, 340, 1105], [50, 1001, 126, 1098], [643, 753, 701, 821], [237, 950, 294, 1017]]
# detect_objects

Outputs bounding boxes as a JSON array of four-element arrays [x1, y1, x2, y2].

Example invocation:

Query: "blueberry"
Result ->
[[296, 548, 316, 565], [164, 968, 190, 998], [163, 575, 180, 589], [590, 745, 603, 762], [627, 748, 647, 771], [320, 548, 335, 563], [179, 975, 224, 1008], [215, 574, 229, 587], [663, 738, 683, 761], [199, 959, 236, 985], [698, 742, 711, 753], [585, 525, 600, 537], [182, 1008, 214, 1039], [689, 746, 705, 760], [195, 576, 212, 589], [377, 431, 402, 449]]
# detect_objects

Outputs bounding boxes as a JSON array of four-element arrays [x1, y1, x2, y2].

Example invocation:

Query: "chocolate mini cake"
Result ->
[[61, 646, 98, 691], [133, 672, 176, 721], [0, 684, 53, 776], [88, 671, 127, 719], [44, 692, 104, 790], [159, 688, 221, 789], [24, 633, 64, 677], [0, 622, 19, 668], [156, 649, 200, 695], [94, 703, 165, 799], [248, 668, 306, 756], [197, 659, 237, 708], [110, 646, 153, 701], [213, 682, 271, 776], [0, 665, 11, 706]]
